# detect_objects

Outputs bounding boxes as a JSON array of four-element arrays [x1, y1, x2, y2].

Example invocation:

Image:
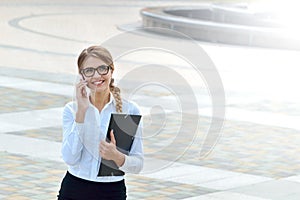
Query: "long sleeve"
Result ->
[[60, 97, 144, 182], [119, 104, 144, 174], [61, 103, 84, 166]]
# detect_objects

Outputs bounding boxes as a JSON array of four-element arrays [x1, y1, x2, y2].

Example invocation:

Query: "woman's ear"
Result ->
[[110, 78, 114, 86]]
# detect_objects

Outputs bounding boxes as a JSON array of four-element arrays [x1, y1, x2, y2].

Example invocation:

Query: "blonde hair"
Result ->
[[77, 45, 122, 113]]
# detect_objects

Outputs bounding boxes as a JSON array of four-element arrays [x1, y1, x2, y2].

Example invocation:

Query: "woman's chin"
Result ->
[[91, 86, 109, 93]]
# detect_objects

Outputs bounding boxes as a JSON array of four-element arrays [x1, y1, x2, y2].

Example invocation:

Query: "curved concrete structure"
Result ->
[[141, 4, 300, 50]]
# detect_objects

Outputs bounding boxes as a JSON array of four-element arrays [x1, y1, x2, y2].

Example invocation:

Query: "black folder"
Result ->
[[98, 113, 142, 176]]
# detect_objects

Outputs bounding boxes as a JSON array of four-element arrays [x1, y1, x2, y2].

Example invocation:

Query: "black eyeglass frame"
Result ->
[[80, 65, 112, 78]]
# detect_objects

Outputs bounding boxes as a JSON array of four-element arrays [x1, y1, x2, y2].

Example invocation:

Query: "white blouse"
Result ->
[[61, 93, 143, 182]]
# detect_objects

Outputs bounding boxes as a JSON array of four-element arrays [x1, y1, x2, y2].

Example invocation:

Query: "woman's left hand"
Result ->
[[99, 130, 125, 167]]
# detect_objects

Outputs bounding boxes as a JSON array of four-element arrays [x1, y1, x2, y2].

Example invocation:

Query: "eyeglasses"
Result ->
[[80, 65, 111, 77]]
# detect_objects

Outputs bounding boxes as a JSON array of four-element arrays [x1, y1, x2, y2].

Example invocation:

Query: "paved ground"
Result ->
[[1, 0, 300, 199]]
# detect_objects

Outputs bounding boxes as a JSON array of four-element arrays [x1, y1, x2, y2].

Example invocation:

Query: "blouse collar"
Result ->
[[88, 92, 115, 108]]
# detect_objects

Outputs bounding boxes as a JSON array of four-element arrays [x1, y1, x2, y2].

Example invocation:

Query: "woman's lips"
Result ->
[[92, 80, 105, 86]]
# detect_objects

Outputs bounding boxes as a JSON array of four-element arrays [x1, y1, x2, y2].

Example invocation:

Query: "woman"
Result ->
[[57, 46, 143, 200]]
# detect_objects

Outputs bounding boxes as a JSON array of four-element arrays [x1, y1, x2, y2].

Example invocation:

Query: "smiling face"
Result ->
[[80, 56, 113, 93]]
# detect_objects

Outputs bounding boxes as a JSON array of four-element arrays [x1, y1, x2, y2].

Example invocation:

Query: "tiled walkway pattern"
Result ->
[[1, 79, 300, 199], [1, 0, 300, 199]]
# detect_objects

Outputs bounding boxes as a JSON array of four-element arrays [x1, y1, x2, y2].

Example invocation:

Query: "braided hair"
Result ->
[[109, 78, 122, 113], [77, 45, 122, 113]]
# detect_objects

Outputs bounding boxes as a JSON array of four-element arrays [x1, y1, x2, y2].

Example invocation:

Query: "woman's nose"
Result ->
[[93, 71, 102, 78]]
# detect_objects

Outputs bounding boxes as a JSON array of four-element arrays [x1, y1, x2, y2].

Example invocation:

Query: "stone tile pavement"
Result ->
[[0, 152, 216, 200], [1, 69, 300, 199], [1, 0, 300, 199]]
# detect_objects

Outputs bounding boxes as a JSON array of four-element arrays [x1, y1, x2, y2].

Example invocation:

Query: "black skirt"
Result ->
[[57, 171, 127, 200]]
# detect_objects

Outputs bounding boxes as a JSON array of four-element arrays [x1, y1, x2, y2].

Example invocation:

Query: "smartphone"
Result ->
[[75, 75, 90, 98]]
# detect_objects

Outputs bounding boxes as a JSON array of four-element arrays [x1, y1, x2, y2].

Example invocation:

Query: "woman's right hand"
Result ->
[[75, 80, 89, 123]]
